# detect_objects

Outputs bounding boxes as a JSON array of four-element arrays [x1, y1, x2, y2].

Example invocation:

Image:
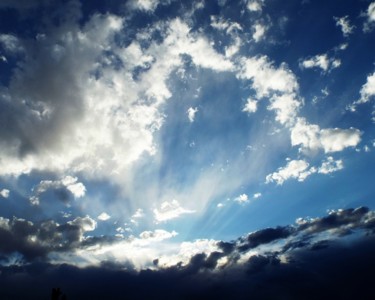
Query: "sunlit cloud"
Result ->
[[0, 189, 10, 198], [98, 212, 111, 221], [154, 200, 196, 222]]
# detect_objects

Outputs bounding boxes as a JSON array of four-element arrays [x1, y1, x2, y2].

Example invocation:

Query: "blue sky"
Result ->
[[0, 0, 375, 298]]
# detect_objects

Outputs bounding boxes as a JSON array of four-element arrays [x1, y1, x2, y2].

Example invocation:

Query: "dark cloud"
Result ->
[[238, 226, 294, 252], [1, 234, 375, 299], [296, 206, 371, 234], [0, 207, 375, 299], [0, 215, 97, 261]]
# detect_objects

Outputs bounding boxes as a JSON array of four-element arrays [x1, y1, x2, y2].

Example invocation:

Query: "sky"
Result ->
[[0, 0, 375, 298]]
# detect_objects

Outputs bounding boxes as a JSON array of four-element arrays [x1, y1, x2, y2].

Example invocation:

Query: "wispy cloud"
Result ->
[[154, 200, 195, 222]]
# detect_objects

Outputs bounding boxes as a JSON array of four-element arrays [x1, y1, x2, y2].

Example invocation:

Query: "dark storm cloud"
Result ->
[[296, 206, 371, 234], [238, 226, 294, 252], [0, 207, 374, 299], [1, 233, 375, 299], [0, 215, 97, 261]]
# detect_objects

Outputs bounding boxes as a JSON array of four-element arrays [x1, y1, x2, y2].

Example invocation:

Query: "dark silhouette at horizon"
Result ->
[[51, 288, 67, 300]]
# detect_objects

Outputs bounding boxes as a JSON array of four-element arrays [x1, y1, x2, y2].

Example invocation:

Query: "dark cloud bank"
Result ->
[[1, 207, 375, 299]]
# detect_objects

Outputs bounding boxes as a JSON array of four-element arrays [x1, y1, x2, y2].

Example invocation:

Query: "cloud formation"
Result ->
[[334, 16, 355, 37], [154, 200, 195, 222], [0, 206, 374, 299], [0, 189, 10, 198], [0, 215, 96, 262], [29, 176, 86, 205], [300, 53, 341, 72]]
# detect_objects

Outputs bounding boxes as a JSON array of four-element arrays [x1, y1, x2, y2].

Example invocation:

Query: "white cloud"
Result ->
[[69, 216, 97, 233], [157, 239, 219, 268], [266, 160, 312, 185], [225, 37, 242, 58], [291, 118, 362, 153], [30, 176, 86, 205], [252, 23, 268, 42], [238, 56, 299, 98], [130, 209, 145, 226], [139, 229, 178, 242], [268, 93, 301, 126], [291, 118, 322, 153], [348, 71, 375, 111], [0, 16, 234, 181], [98, 212, 111, 221], [154, 200, 195, 222], [243, 98, 258, 113], [334, 16, 355, 37], [247, 0, 265, 12], [300, 54, 340, 72], [320, 128, 362, 153], [0, 189, 10, 198], [364, 2, 375, 31], [359, 71, 375, 104], [62, 176, 86, 198], [318, 157, 343, 174], [253, 193, 262, 199], [210, 16, 243, 34], [187, 107, 199, 122], [132, 209, 144, 219], [234, 193, 249, 204], [128, 0, 160, 12], [0, 34, 23, 53]]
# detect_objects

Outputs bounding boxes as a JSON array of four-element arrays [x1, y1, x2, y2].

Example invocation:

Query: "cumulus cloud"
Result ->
[[265, 155, 345, 185], [290, 118, 321, 153], [234, 194, 249, 204], [0, 34, 24, 53], [247, 0, 265, 12], [210, 16, 243, 34], [291, 118, 361, 154], [139, 229, 178, 242], [320, 128, 362, 152], [351, 71, 375, 111], [238, 56, 298, 98], [300, 53, 341, 72], [0, 215, 96, 261], [0, 189, 10, 198], [364, 2, 375, 31], [252, 23, 268, 42], [128, 0, 161, 12], [187, 107, 198, 122], [0, 10, 234, 184], [334, 16, 355, 37], [242, 98, 258, 113], [98, 212, 111, 221], [29, 176, 86, 205], [318, 156, 343, 174], [268, 93, 301, 126], [265, 159, 312, 185], [154, 200, 195, 222]]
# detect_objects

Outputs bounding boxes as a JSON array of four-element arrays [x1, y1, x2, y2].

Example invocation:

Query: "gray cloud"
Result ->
[[238, 226, 295, 252], [0, 206, 374, 298], [0, 215, 96, 261]]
